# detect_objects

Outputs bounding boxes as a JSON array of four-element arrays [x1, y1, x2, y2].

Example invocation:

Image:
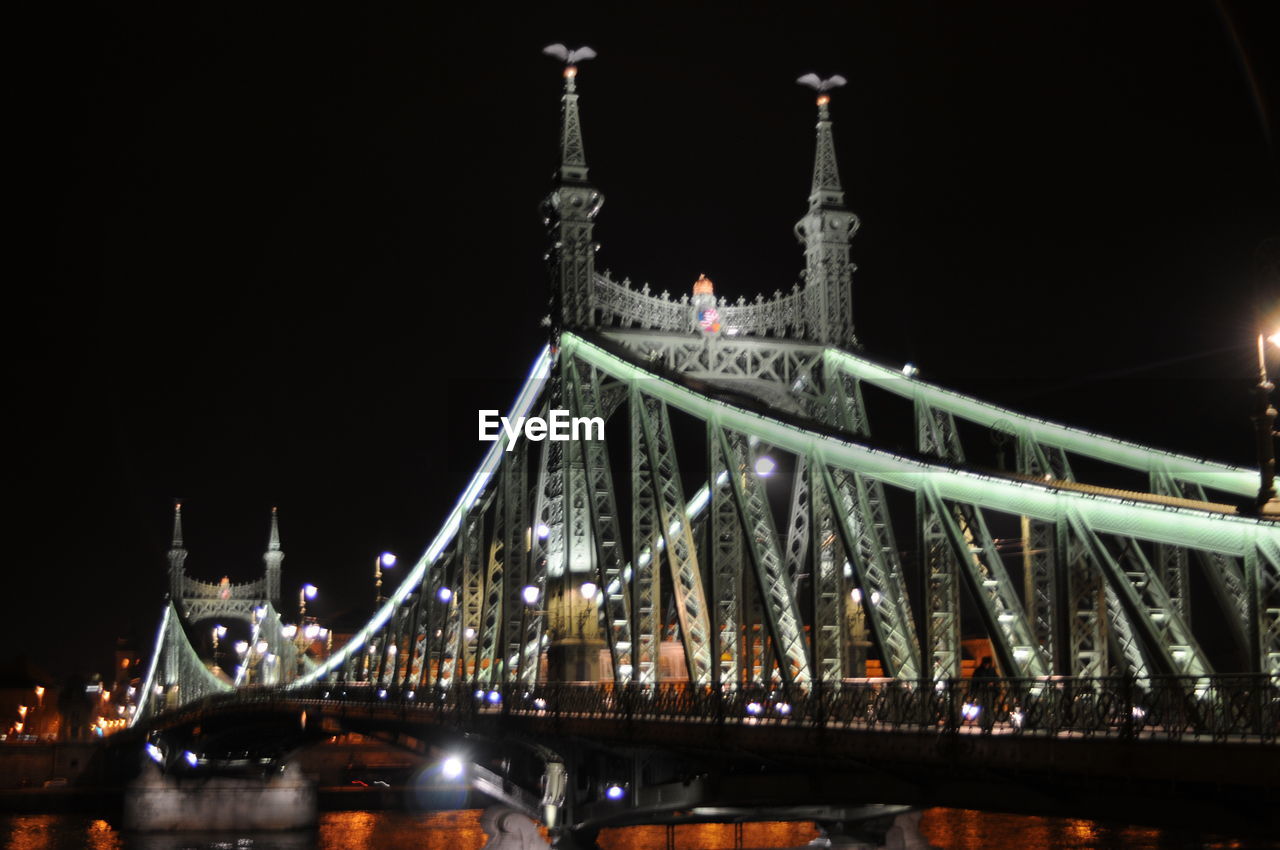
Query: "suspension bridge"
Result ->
[[119, 50, 1280, 847]]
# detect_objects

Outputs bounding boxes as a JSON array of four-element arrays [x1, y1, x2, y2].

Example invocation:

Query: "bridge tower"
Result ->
[[140, 504, 300, 720], [167, 503, 284, 621], [542, 49, 603, 335], [795, 83, 859, 347], [540, 47, 611, 683]]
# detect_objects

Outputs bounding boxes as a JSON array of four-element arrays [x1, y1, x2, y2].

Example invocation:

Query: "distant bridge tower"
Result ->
[[167, 503, 284, 622], [141, 504, 298, 720]]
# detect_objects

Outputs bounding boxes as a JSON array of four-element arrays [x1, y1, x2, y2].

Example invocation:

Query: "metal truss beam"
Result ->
[[807, 455, 846, 683], [919, 483, 1049, 678], [633, 390, 713, 685], [631, 391, 661, 684], [821, 464, 922, 680], [823, 347, 1255, 499], [566, 358, 635, 684], [562, 335, 1269, 558], [716, 423, 811, 689], [708, 430, 744, 688]]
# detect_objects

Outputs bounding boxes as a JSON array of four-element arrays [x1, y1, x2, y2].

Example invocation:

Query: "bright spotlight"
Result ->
[[580, 582, 598, 600], [303, 584, 318, 600], [535, 523, 550, 539], [145, 743, 163, 764], [380, 553, 397, 568], [522, 585, 540, 605], [442, 756, 464, 780], [605, 784, 625, 801], [183, 751, 199, 767], [754, 456, 777, 477], [437, 586, 454, 603], [850, 588, 862, 604]]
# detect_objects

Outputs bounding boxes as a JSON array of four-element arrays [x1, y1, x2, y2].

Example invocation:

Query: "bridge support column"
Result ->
[[547, 637, 605, 682], [123, 761, 317, 832], [480, 806, 552, 849], [813, 811, 932, 849]]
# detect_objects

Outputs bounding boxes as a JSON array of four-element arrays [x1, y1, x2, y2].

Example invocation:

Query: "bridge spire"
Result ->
[[263, 506, 283, 606], [541, 44, 604, 333], [167, 501, 187, 598], [795, 73, 859, 347]]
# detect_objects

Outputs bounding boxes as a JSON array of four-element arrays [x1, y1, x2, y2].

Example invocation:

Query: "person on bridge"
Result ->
[[971, 656, 998, 733]]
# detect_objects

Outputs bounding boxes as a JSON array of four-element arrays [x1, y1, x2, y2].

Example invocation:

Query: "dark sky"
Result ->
[[9, 3, 1278, 678]]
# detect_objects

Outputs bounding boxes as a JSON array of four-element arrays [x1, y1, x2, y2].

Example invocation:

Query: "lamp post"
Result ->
[[374, 553, 397, 606], [300, 584, 317, 619], [1252, 330, 1280, 515], [211, 624, 227, 672]]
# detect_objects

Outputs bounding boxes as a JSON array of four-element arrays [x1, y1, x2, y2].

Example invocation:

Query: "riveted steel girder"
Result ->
[[631, 390, 661, 684], [919, 483, 1049, 678], [1114, 537, 1209, 677], [919, 488, 960, 680], [709, 428, 744, 688], [458, 511, 485, 683], [565, 358, 635, 684], [1247, 535, 1280, 676], [823, 347, 1255, 499], [716, 423, 811, 688], [501, 449, 530, 684], [525, 436, 560, 685], [784, 456, 811, 584], [633, 392, 713, 685], [821, 464, 922, 680], [477, 483, 507, 685], [808, 455, 846, 683]]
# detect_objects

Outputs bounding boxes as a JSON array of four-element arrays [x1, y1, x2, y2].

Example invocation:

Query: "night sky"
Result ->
[[10, 3, 1277, 679]]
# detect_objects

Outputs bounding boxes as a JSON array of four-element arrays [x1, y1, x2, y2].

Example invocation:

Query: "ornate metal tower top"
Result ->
[[542, 44, 604, 333], [795, 74, 860, 347], [263, 505, 283, 603], [167, 501, 187, 598], [165, 505, 283, 621]]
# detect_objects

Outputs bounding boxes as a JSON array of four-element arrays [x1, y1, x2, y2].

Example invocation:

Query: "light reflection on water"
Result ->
[[0, 810, 1275, 849]]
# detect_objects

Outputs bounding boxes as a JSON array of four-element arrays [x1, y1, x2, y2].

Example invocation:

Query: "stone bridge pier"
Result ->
[[123, 760, 317, 832]]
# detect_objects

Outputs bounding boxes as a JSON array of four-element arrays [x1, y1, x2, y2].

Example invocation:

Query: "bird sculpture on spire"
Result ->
[[543, 44, 598, 65], [796, 73, 848, 92]]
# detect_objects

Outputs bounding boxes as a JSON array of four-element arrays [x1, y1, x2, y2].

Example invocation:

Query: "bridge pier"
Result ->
[[812, 811, 932, 849], [547, 636, 606, 682], [480, 806, 553, 849], [123, 761, 317, 832]]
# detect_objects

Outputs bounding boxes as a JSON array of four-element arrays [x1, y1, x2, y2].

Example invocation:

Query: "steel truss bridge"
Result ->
[[127, 53, 1280, 843]]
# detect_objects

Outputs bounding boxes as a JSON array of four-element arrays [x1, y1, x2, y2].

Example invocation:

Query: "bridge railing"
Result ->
[[196, 675, 1280, 745]]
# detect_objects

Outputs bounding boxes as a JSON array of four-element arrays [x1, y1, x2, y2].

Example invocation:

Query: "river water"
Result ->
[[1, 810, 1276, 849]]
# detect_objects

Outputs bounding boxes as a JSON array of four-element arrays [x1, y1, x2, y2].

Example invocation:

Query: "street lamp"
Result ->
[[375, 553, 396, 605], [300, 584, 317, 619], [1252, 330, 1280, 514], [212, 624, 227, 670]]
